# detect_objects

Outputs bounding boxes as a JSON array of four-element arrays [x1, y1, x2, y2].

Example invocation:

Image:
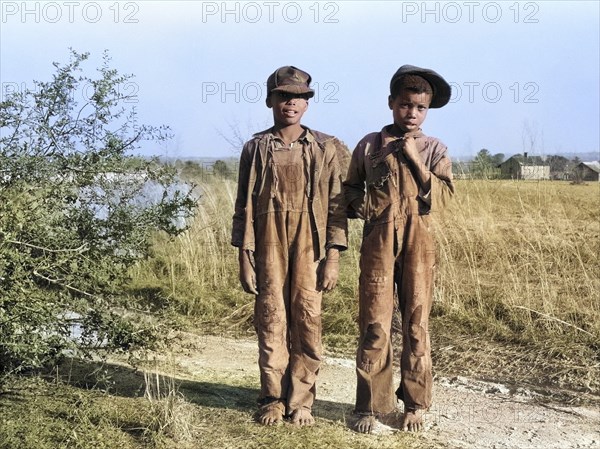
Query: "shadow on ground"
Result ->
[[52, 358, 354, 423]]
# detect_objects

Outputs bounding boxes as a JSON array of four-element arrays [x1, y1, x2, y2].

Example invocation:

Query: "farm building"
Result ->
[[498, 154, 550, 180], [573, 161, 600, 181]]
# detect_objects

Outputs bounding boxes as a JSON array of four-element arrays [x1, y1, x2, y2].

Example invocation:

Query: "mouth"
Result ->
[[283, 109, 298, 117]]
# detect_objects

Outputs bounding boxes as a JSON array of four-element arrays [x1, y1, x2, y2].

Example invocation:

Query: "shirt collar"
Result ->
[[268, 126, 311, 146], [381, 125, 425, 150]]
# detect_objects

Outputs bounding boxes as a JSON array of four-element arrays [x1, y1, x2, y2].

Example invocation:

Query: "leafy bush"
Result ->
[[0, 50, 196, 379]]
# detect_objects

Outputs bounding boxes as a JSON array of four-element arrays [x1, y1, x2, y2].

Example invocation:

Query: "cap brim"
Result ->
[[391, 65, 451, 108], [271, 85, 315, 98], [419, 73, 451, 108]]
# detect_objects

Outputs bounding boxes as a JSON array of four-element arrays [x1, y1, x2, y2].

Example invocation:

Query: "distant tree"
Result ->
[[476, 148, 492, 161], [472, 148, 497, 178], [491, 153, 505, 166], [0, 50, 196, 380], [547, 155, 569, 173], [179, 160, 205, 181], [213, 159, 230, 178]]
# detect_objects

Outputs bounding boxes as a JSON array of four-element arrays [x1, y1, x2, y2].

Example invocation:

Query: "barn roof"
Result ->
[[579, 161, 600, 173], [499, 155, 549, 167]]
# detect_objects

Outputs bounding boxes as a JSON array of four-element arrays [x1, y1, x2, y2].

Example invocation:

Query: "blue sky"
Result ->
[[1, 1, 599, 160]]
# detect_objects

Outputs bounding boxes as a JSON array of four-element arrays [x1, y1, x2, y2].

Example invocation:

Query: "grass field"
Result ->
[[2, 177, 598, 448], [129, 178, 599, 390]]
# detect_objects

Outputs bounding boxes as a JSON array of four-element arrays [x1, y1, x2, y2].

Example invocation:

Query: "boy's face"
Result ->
[[388, 90, 432, 133], [267, 91, 309, 127]]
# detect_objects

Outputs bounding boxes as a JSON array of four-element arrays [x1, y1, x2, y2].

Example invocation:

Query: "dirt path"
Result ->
[[165, 332, 600, 449]]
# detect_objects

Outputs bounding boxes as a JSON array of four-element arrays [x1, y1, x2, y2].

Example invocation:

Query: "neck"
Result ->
[[272, 124, 304, 145], [388, 124, 422, 138], [388, 124, 408, 137]]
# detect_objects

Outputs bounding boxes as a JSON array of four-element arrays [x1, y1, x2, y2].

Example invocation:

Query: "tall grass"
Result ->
[[430, 180, 599, 393], [434, 181, 599, 339], [129, 177, 600, 391], [128, 177, 243, 326]]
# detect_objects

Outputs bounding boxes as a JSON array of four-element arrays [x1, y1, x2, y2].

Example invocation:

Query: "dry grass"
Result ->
[[128, 178, 242, 324], [3, 178, 598, 448], [429, 180, 600, 396], [0, 359, 432, 449], [434, 180, 599, 344], [129, 178, 600, 394], [434, 180, 599, 338]]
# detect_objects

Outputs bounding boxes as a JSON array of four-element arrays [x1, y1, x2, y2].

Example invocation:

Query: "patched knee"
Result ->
[[363, 323, 386, 350], [359, 323, 387, 373], [408, 306, 427, 357], [254, 295, 284, 343], [299, 299, 322, 352]]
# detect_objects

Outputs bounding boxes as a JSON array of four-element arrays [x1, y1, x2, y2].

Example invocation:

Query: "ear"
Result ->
[[266, 96, 273, 108], [388, 95, 394, 110]]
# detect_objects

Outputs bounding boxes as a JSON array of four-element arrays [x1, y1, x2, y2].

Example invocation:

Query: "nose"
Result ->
[[406, 106, 417, 117]]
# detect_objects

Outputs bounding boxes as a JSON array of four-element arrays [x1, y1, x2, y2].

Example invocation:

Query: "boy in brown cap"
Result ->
[[232, 66, 349, 426], [344, 64, 454, 433]]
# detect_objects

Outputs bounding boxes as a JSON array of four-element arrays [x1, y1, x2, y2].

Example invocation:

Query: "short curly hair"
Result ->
[[390, 74, 433, 99]]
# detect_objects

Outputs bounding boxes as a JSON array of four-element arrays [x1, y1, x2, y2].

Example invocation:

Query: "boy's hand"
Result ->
[[318, 248, 340, 292], [401, 135, 420, 164], [401, 135, 431, 190], [239, 249, 258, 295]]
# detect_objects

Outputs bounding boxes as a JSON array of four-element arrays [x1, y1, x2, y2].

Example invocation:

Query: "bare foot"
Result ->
[[400, 408, 425, 432], [354, 414, 377, 434], [256, 402, 284, 426], [290, 408, 315, 426]]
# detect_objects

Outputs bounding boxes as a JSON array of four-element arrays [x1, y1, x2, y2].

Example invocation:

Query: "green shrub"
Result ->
[[0, 50, 196, 380]]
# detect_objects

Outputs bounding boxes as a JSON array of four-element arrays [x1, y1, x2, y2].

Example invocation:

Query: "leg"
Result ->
[[254, 222, 291, 416], [396, 215, 435, 430], [286, 213, 322, 424], [354, 220, 398, 432]]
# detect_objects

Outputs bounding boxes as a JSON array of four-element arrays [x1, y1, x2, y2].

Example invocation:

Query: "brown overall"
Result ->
[[254, 138, 321, 415], [344, 126, 453, 415], [232, 127, 349, 416]]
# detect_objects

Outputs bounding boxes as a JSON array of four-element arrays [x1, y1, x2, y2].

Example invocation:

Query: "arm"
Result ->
[[320, 139, 349, 292], [343, 138, 368, 219], [231, 142, 259, 294], [428, 150, 454, 212], [231, 141, 254, 248], [401, 135, 431, 190], [324, 139, 349, 252], [402, 136, 454, 213], [238, 247, 258, 295]]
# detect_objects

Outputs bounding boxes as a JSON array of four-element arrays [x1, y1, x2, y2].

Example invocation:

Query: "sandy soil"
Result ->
[[164, 332, 600, 449]]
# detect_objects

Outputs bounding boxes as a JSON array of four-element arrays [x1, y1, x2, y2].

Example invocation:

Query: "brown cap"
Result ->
[[267, 66, 315, 98], [390, 64, 451, 108]]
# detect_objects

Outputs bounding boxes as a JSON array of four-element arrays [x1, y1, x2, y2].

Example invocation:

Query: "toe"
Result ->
[[291, 409, 314, 427]]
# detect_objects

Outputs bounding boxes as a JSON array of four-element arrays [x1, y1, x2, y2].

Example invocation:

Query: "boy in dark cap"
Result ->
[[344, 64, 454, 433], [232, 66, 349, 426]]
